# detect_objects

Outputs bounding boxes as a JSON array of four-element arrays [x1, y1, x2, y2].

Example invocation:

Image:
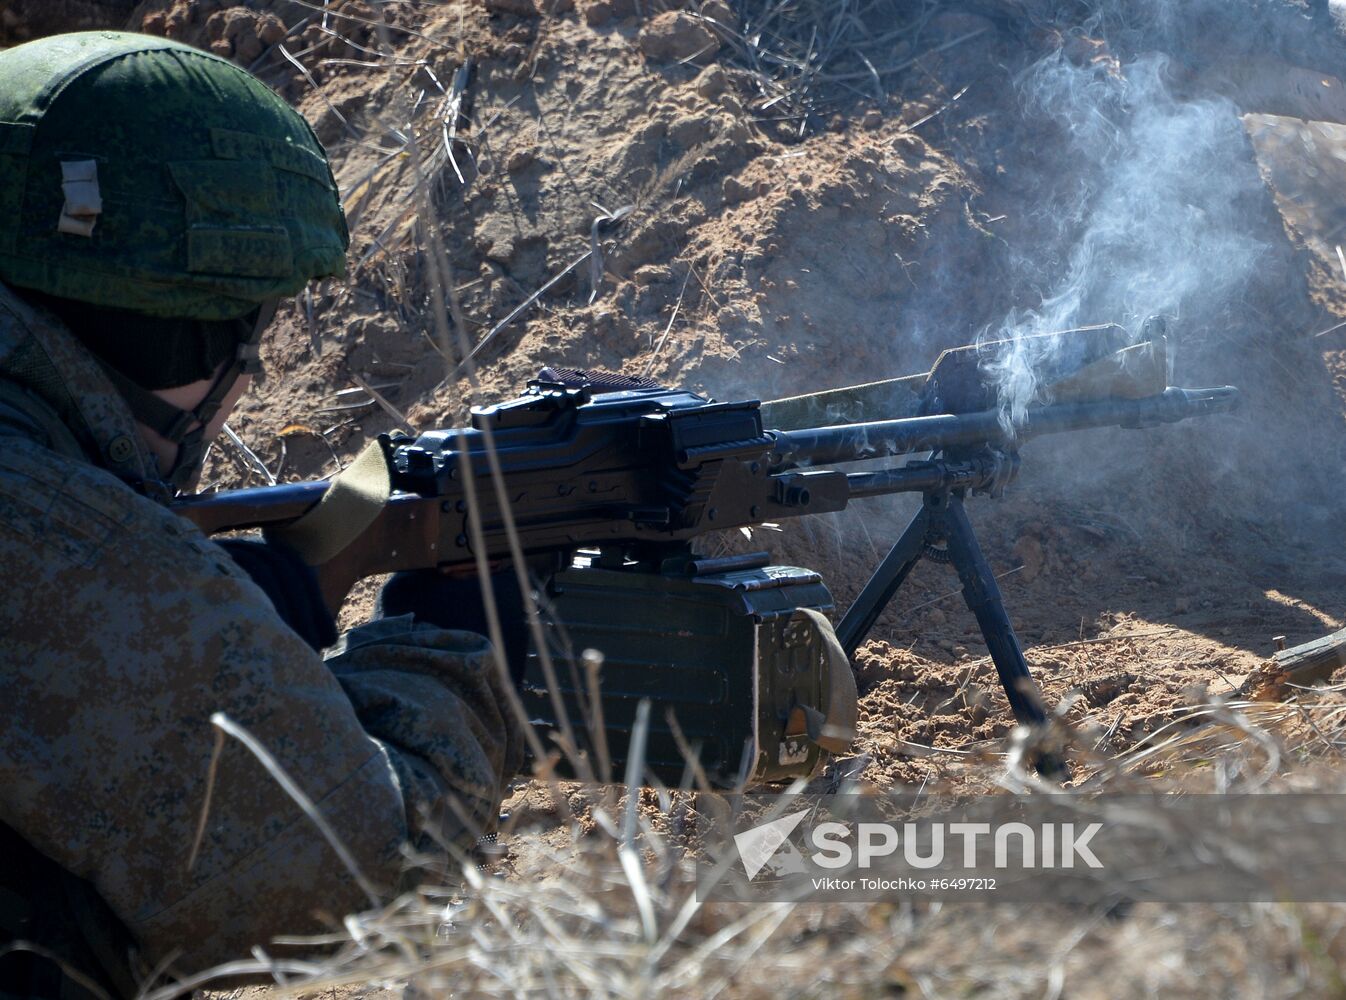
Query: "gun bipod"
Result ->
[[838, 488, 1064, 777]]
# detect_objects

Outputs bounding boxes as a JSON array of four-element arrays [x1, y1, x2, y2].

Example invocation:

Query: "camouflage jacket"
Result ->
[[0, 283, 524, 980]]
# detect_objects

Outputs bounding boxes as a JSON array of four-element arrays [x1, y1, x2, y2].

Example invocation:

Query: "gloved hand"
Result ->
[[376, 568, 530, 684], [215, 538, 338, 652]]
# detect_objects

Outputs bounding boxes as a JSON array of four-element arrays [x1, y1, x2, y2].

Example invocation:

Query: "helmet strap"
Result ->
[[96, 301, 275, 492]]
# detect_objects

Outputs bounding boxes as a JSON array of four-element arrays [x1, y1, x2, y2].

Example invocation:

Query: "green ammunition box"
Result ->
[[522, 559, 837, 786]]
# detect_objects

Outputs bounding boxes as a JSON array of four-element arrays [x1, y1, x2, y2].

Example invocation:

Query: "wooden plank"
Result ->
[[1245, 627, 1346, 699], [1272, 626, 1346, 684]]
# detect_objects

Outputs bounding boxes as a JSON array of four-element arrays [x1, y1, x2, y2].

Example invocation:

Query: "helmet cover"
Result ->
[[0, 31, 349, 320]]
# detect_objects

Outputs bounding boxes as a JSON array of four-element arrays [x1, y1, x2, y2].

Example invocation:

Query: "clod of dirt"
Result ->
[[699, 0, 736, 31], [483, 0, 542, 17], [504, 145, 538, 172], [1083, 672, 1137, 707], [693, 63, 727, 98], [854, 641, 926, 689], [203, 6, 285, 63], [638, 11, 719, 63], [580, 1, 612, 27], [721, 174, 766, 205], [582, 0, 644, 25]]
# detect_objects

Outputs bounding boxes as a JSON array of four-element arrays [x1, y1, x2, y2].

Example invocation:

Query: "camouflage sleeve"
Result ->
[[0, 437, 523, 975], [323, 617, 524, 853]]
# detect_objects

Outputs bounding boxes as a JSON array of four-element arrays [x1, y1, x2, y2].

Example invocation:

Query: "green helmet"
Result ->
[[0, 31, 349, 321]]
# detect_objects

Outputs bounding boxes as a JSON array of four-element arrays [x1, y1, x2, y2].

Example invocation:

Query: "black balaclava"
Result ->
[[29, 291, 275, 491]]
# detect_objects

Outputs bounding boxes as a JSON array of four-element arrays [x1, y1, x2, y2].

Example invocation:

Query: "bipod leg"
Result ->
[[933, 492, 1050, 729], [838, 505, 932, 657]]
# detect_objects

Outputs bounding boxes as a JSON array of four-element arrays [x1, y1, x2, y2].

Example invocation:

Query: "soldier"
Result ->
[[0, 31, 524, 998]]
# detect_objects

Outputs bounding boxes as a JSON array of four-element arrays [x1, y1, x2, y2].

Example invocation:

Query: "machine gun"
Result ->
[[174, 327, 1238, 785]]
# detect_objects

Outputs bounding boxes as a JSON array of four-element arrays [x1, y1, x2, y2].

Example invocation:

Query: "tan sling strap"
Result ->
[[796, 608, 860, 754], [268, 439, 392, 565]]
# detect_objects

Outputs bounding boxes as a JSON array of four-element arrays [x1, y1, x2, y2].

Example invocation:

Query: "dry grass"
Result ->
[[707, 0, 970, 137], [139, 682, 1346, 1000]]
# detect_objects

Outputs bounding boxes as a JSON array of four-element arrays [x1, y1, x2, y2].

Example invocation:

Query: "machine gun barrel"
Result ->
[[769, 385, 1239, 469]]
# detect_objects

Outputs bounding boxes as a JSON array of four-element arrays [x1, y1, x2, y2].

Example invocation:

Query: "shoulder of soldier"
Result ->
[[0, 432, 228, 587]]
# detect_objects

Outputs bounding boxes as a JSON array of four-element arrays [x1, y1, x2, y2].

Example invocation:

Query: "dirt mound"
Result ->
[[11, 1, 1346, 793], [173, 1, 1346, 791]]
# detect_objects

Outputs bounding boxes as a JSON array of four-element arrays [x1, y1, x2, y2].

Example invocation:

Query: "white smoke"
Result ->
[[982, 45, 1269, 428]]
